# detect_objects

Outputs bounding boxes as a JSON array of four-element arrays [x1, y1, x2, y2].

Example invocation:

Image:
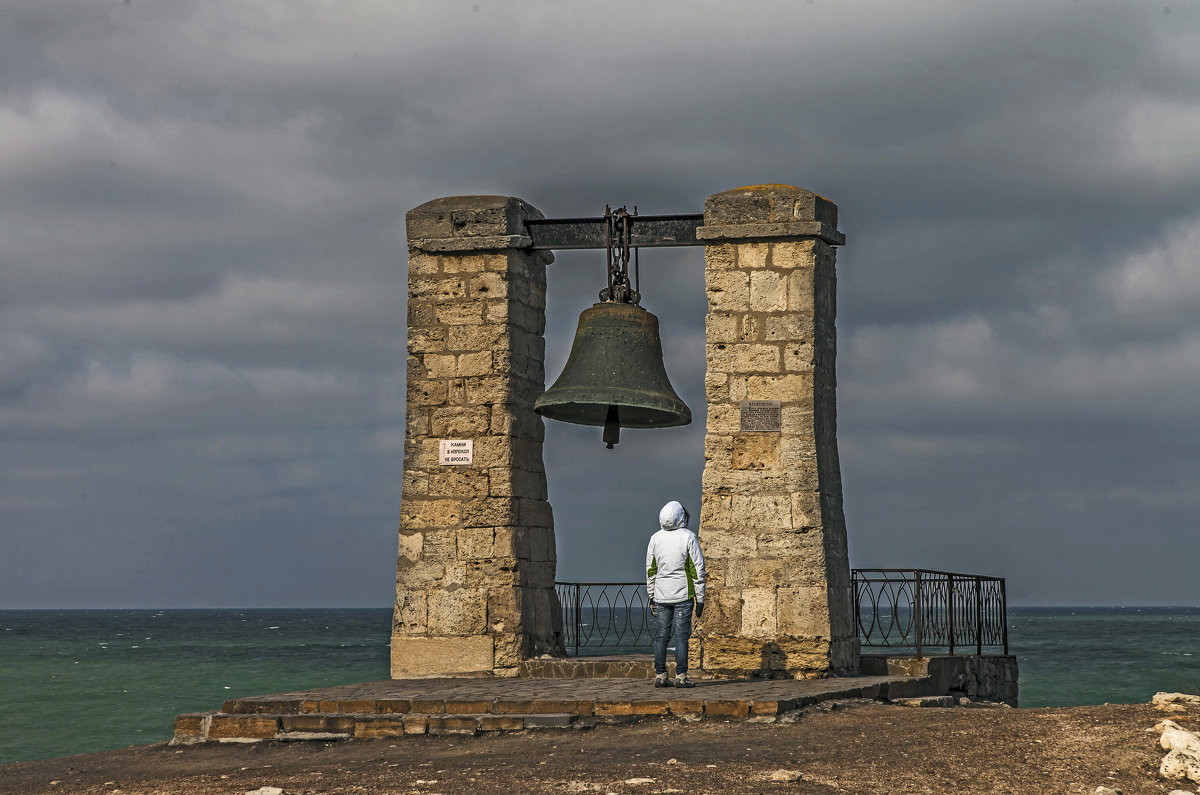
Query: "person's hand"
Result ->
[[694, 600, 704, 619], [649, 600, 658, 618]]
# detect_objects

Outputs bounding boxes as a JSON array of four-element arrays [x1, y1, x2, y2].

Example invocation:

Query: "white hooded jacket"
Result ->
[[645, 501, 706, 604]]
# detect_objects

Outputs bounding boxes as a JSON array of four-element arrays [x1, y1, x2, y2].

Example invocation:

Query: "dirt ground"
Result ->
[[1, 701, 1191, 795]]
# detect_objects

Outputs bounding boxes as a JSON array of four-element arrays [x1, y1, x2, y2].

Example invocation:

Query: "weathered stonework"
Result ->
[[392, 195, 564, 677], [696, 185, 859, 678]]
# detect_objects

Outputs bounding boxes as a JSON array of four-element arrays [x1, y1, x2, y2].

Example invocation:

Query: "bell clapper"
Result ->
[[603, 405, 620, 449]]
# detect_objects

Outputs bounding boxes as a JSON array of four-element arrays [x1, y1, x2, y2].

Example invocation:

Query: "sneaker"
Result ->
[[674, 673, 695, 688], [654, 673, 672, 688]]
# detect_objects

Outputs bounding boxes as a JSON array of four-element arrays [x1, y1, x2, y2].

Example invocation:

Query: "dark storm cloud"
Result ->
[[1, 1, 1198, 606]]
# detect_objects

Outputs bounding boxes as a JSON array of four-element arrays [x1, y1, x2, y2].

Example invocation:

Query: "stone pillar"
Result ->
[[695, 184, 859, 678], [392, 195, 563, 678]]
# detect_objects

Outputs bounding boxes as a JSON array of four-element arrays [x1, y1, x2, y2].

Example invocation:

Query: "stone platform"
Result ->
[[173, 670, 932, 745]]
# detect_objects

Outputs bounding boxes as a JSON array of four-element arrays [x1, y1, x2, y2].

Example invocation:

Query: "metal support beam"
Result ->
[[525, 214, 704, 250]]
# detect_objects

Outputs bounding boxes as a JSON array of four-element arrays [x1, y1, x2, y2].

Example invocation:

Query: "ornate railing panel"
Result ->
[[555, 582, 653, 656], [852, 569, 1008, 655]]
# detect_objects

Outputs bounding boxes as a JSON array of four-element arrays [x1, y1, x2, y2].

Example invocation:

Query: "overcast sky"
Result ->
[[2, 1, 1198, 608]]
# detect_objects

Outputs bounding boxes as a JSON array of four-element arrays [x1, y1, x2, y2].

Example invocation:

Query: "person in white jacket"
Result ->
[[645, 500, 705, 687]]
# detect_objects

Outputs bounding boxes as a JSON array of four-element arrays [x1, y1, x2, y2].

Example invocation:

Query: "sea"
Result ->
[[2, 606, 1200, 765]]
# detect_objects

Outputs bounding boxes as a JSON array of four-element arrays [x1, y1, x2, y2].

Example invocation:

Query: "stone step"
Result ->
[[175, 674, 935, 745]]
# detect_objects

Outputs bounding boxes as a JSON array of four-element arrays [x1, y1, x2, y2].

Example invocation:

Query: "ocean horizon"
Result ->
[[3, 605, 1199, 765]]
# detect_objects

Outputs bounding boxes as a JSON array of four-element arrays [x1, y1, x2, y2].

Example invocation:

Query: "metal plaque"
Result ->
[[438, 439, 473, 466], [739, 400, 782, 433]]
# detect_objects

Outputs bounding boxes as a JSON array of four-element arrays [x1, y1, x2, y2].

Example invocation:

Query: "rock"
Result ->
[[1154, 693, 1200, 711], [892, 696, 954, 708], [623, 779, 656, 786], [1161, 750, 1200, 783], [1094, 786, 1123, 794], [769, 770, 802, 782], [245, 788, 284, 795], [1167, 790, 1196, 795], [666, 758, 678, 765], [1161, 726, 1200, 755], [1159, 719, 1188, 733]]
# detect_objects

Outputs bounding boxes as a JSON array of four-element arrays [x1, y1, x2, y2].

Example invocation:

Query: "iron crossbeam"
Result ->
[[525, 213, 704, 250]]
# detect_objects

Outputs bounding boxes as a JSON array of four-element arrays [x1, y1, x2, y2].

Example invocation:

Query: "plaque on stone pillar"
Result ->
[[738, 400, 782, 433]]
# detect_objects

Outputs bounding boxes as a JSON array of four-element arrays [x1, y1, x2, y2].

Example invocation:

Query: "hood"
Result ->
[[658, 500, 689, 530]]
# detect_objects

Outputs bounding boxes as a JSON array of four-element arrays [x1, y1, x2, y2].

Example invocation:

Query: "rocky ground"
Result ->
[[2, 700, 1194, 794]]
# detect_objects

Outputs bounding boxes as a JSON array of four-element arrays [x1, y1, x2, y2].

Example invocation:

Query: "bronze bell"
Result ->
[[535, 300, 691, 448]]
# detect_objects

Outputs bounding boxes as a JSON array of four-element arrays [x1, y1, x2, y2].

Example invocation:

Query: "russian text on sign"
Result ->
[[438, 439, 474, 465]]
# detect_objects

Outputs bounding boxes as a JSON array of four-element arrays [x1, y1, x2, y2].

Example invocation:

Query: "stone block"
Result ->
[[427, 588, 487, 634], [400, 499, 460, 530], [731, 494, 792, 530], [668, 699, 704, 715], [705, 312, 739, 343], [740, 315, 761, 341], [791, 491, 821, 529], [403, 715, 429, 734], [777, 586, 832, 637], [428, 468, 489, 498], [782, 343, 815, 372], [740, 588, 778, 637], [732, 435, 779, 470], [468, 271, 507, 300], [460, 496, 517, 528], [706, 342, 780, 373], [408, 698, 449, 714], [705, 242, 737, 270], [429, 716, 480, 736], [705, 700, 751, 718], [407, 327, 446, 354], [457, 526, 495, 559], [390, 635, 493, 677], [524, 714, 574, 728], [770, 240, 817, 269], [744, 373, 812, 402], [456, 350, 494, 377], [430, 404, 491, 438], [593, 701, 635, 716], [392, 589, 426, 633], [374, 699, 412, 714], [493, 699, 535, 714], [435, 301, 486, 325], [281, 715, 355, 733], [396, 532, 422, 564], [353, 716, 407, 738], [788, 268, 816, 313], [479, 715, 525, 731], [750, 270, 787, 311], [208, 715, 279, 740], [699, 492, 733, 529], [705, 271, 750, 311]]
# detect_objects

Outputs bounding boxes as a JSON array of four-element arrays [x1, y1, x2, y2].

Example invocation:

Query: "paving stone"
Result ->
[[281, 715, 355, 733], [523, 714, 574, 728], [428, 715, 481, 735], [478, 714, 525, 731], [208, 715, 280, 740]]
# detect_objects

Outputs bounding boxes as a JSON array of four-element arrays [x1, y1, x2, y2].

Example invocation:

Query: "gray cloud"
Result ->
[[2, 0, 1199, 606]]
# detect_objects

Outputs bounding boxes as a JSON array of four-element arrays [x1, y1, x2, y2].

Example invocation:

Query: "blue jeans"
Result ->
[[653, 600, 693, 676]]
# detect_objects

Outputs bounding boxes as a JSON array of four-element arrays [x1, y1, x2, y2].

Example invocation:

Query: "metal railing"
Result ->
[[852, 569, 1008, 656], [555, 582, 653, 657], [557, 569, 1009, 658]]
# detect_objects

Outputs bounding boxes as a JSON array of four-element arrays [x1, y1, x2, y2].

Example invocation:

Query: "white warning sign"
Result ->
[[438, 439, 474, 466]]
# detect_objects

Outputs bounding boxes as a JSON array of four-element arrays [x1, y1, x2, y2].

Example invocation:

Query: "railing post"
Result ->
[[573, 585, 582, 657], [975, 576, 983, 656], [947, 574, 955, 656], [1000, 578, 1009, 655], [914, 570, 923, 659]]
